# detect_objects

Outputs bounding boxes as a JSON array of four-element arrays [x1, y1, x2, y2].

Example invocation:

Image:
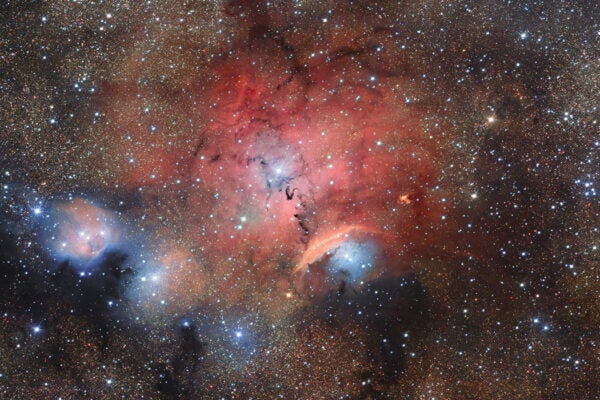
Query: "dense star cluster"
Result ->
[[1, 1, 598, 398]]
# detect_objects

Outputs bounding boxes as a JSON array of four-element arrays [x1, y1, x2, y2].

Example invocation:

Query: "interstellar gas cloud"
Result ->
[[0, 1, 598, 399]]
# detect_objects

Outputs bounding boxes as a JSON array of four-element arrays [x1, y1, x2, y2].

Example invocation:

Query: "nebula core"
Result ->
[[94, 18, 447, 313], [0, 1, 598, 399]]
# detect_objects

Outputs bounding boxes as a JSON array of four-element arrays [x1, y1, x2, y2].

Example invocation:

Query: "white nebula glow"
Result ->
[[326, 239, 378, 281]]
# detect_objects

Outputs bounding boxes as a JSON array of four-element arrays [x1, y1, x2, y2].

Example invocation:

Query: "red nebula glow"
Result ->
[[95, 26, 451, 307]]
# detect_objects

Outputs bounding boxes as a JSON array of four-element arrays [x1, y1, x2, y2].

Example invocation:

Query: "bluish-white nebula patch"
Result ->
[[326, 239, 379, 282]]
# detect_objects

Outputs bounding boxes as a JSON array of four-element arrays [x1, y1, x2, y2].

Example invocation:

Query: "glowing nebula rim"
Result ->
[[293, 224, 383, 276]]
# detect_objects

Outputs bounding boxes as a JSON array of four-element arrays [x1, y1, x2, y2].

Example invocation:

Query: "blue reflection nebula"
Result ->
[[326, 239, 379, 281]]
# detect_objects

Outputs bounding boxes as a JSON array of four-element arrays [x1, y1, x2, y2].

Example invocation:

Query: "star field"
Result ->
[[0, 1, 598, 399]]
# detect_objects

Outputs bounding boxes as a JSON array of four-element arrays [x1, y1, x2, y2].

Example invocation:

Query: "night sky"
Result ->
[[1, 1, 598, 399]]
